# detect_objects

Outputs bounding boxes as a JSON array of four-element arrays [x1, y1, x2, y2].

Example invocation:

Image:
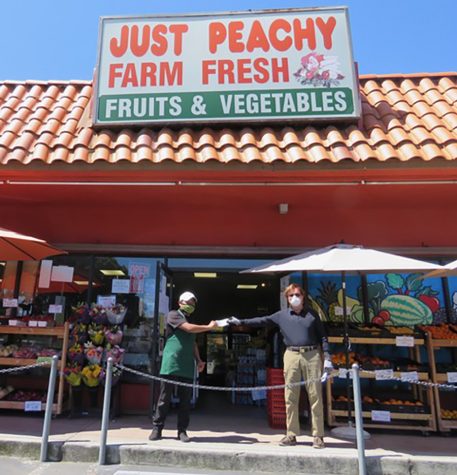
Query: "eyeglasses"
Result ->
[[287, 293, 302, 298]]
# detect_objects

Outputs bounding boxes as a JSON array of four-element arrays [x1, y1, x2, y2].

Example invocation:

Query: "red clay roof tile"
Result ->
[[0, 74, 455, 166]]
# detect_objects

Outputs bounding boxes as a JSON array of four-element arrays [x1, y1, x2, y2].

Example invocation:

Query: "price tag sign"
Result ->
[[447, 372, 457, 383], [338, 368, 353, 379], [48, 304, 63, 314], [375, 369, 394, 380], [24, 401, 42, 412], [3, 298, 18, 308], [36, 357, 53, 364], [400, 371, 419, 382], [396, 336, 414, 347], [371, 410, 391, 422]]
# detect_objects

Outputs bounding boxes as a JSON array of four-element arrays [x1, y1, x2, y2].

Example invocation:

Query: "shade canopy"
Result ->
[[241, 244, 444, 274], [0, 227, 66, 261]]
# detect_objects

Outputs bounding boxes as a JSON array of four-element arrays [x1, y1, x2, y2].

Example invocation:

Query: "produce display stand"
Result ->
[[424, 332, 457, 432], [0, 322, 69, 414], [326, 333, 436, 434]]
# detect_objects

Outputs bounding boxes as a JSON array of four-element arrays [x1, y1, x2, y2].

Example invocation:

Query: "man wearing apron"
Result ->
[[149, 291, 217, 442]]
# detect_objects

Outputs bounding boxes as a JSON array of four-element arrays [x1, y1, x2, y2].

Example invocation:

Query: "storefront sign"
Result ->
[[94, 7, 359, 125]]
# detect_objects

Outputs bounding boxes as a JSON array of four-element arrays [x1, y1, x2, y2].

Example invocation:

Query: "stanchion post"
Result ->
[[40, 355, 59, 462], [352, 363, 367, 475], [99, 357, 113, 465]]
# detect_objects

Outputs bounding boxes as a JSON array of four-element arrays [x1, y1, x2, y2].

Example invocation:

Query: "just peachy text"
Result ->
[[109, 17, 337, 57], [106, 17, 336, 88]]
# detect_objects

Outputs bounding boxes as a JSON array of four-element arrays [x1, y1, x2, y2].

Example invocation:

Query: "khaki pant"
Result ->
[[283, 349, 324, 437]]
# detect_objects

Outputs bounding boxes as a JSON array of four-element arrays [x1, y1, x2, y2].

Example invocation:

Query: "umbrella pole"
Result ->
[[341, 272, 353, 424], [331, 272, 370, 440]]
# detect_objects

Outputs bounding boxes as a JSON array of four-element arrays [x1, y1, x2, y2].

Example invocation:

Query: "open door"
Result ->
[[149, 261, 173, 419]]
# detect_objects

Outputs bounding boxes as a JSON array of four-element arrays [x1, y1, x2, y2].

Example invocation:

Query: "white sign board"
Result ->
[[94, 7, 360, 125], [371, 410, 391, 422], [51, 265, 74, 283], [97, 295, 117, 308], [111, 279, 131, 294]]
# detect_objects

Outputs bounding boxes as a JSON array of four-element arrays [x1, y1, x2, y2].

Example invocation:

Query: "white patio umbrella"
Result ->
[[242, 244, 444, 439], [421, 258, 457, 279]]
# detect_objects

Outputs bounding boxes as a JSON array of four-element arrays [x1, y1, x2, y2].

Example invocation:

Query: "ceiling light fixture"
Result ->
[[73, 280, 89, 286], [237, 284, 258, 289], [100, 269, 126, 276], [193, 272, 218, 278]]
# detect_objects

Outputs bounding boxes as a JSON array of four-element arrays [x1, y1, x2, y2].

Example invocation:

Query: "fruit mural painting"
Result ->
[[309, 272, 443, 326]]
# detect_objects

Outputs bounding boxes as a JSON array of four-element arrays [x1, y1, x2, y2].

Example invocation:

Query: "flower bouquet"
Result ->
[[90, 304, 108, 325], [102, 365, 122, 387], [104, 325, 123, 345], [88, 323, 105, 345], [81, 364, 103, 387], [68, 343, 85, 365], [84, 341, 103, 364], [70, 303, 90, 324], [71, 323, 88, 344], [64, 363, 82, 387], [104, 344, 125, 365], [106, 304, 127, 325]]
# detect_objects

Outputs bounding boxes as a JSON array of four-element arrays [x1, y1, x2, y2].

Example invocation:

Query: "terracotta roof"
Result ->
[[0, 73, 456, 166]]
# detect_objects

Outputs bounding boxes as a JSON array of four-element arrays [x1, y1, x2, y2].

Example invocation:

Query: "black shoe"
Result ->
[[148, 428, 162, 441], [279, 435, 297, 446], [178, 431, 190, 442]]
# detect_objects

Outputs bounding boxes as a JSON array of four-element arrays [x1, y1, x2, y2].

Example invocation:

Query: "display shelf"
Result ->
[[328, 336, 425, 345], [0, 322, 69, 415], [424, 332, 457, 432], [326, 330, 436, 433]]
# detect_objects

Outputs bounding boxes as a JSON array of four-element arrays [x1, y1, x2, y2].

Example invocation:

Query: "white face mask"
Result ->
[[289, 295, 302, 307]]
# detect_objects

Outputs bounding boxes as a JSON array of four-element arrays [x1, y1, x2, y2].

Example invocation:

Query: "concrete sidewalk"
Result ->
[[0, 400, 455, 475]]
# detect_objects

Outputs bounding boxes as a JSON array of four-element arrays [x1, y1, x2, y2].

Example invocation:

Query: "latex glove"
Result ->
[[215, 318, 230, 327], [321, 359, 334, 383], [227, 317, 241, 326]]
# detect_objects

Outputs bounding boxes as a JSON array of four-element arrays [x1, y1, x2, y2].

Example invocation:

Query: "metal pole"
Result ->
[[99, 357, 113, 465], [352, 363, 367, 475], [40, 355, 59, 462]]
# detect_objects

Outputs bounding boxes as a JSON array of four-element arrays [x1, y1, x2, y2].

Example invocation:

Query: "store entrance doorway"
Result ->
[[171, 270, 281, 413]]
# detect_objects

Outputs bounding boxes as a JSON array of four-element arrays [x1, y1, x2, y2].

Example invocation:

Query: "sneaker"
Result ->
[[178, 431, 190, 442], [279, 435, 297, 446], [148, 428, 162, 441], [312, 436, 325, 449]]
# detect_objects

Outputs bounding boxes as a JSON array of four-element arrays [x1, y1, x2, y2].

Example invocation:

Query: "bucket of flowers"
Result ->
[[101, 365, 122, 387], [84, 341, 103, 364], [81, 364, 104, 387], [106, 304, 127, 325], [104, 325, 123, 345], [70, 323, 88, 344], [90, 304, 108, 325], [69, 303, 90, 324], [104, 344, 125, 365], [68, 343, 85, 365], [88, 323, 105, 345], [64, 363, 82, 387]]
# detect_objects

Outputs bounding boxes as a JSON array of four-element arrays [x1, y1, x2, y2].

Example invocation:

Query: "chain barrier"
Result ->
[[115, 363, 456, 392], [0, 360, 50, 374], [359, 368, 457, 391], [116, 363, 321, 391]]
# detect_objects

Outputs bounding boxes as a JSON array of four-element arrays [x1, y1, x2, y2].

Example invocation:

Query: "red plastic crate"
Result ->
[[268, 413, 287, 429]]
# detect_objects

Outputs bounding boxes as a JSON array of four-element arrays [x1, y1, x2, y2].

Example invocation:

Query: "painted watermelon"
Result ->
[[380, 295, 432, 325]]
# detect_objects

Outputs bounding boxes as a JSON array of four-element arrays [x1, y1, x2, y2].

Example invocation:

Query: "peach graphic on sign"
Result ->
[[294, 52, 344, 87]]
